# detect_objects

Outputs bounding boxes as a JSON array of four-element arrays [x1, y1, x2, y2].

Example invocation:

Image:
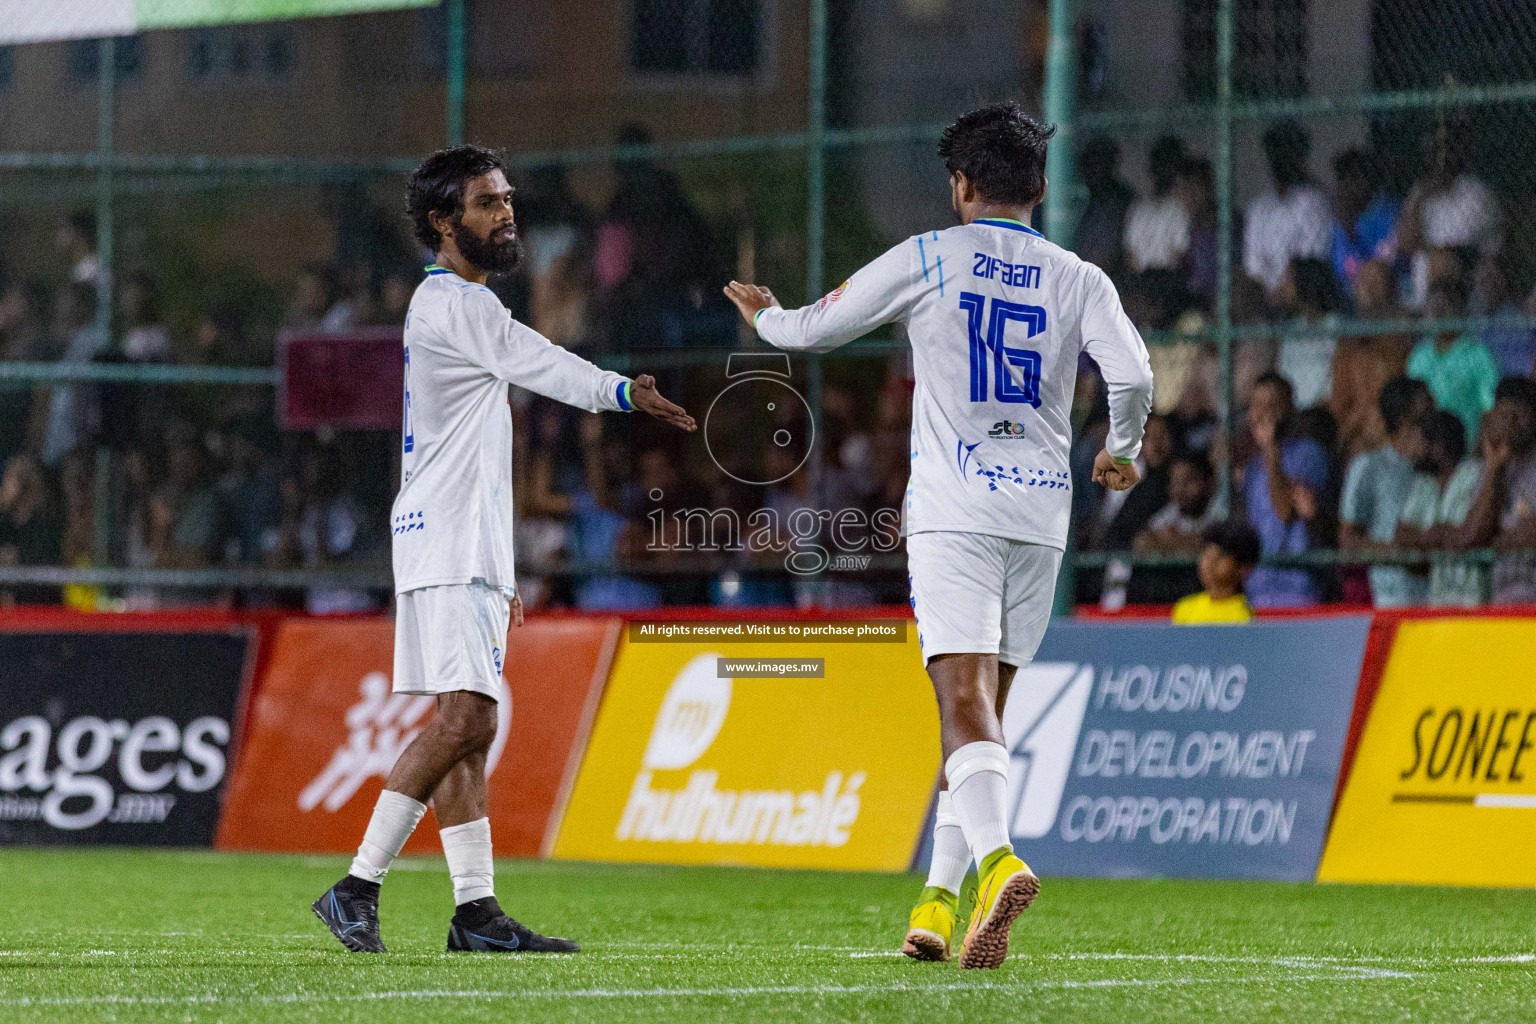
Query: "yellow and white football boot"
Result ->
[[957, 848, 1039, 969], [901, 886, 959, 962]]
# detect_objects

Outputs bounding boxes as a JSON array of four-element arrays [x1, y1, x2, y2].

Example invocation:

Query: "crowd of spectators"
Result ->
[[0, 125, 917, 612], [4, 115, 1536, 612], [1073, 117, 1536, 610]]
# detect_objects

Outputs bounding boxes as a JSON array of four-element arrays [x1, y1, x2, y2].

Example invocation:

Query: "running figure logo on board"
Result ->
[[298, 671, 511, 813]]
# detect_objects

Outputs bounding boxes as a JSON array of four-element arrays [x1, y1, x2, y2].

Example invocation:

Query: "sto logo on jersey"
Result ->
[[988, 420, 1027, 439]]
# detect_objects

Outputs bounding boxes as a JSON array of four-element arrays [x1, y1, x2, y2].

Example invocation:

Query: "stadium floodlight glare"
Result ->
[[0, 0, 440, 45]]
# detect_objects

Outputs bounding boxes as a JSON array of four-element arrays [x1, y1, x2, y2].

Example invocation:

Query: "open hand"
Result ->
[[630, 374, 697, 432], [723, 281, 781, 327], [1092, 449, 1141, 491]]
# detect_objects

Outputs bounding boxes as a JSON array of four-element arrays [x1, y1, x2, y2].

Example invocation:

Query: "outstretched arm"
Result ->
[[724, 239, 916, 353], [454, 289, 694, 431]]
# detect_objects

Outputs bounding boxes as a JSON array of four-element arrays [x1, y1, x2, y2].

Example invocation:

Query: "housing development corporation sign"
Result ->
[[1004, 618, 1367, 880]]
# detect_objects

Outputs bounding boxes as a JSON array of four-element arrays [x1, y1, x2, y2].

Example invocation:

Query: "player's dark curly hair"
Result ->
[[406, 144, 508, 252], [938, 101, 1056, 206]]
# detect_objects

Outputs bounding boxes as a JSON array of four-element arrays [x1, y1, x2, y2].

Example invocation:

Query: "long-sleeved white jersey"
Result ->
[[391, 266, 633, 594], [755, 218, 1153, 550]]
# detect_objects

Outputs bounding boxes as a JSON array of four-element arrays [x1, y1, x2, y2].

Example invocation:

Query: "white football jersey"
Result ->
[[392, 266, 632, 594], [755, 218, 1153, 550]]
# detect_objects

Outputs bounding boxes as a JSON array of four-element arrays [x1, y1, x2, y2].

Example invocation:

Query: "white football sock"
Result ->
[[944, 741, 1013, 870], [440, 817, 496, 905], [348, 790, 427, 883], [923, 790, 970, 897]]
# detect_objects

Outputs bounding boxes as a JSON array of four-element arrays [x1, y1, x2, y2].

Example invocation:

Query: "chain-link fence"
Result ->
[[2, 0, 1535, 613]]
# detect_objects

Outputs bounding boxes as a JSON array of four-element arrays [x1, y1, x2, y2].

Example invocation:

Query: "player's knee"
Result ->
[[438, 695, 498, 755]]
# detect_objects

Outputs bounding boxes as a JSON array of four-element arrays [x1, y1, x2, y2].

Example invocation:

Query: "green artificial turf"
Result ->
[[3, 849, 1535, 1022]]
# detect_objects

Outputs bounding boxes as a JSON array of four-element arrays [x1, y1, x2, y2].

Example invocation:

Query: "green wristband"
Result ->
[[1112, 456, 1135, 465], [753, 308, 767, 328]]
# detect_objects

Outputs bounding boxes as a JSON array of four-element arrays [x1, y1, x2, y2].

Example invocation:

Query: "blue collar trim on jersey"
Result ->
[[424, 264, 453, 276], [974, 218, 1044, 238]]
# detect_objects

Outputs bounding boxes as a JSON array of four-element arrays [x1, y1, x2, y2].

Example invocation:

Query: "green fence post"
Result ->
[[446, 0, 466, 146], [1044, 0, 1077, 616], [1214, 0, 1235, 510], [806, 0, 828, 542], [95, 36, 115, 339]]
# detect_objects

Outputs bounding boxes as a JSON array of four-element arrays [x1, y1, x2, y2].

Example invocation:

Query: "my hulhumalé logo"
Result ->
[[989, 420, 1027, 439], [615, 654, 865, 847]]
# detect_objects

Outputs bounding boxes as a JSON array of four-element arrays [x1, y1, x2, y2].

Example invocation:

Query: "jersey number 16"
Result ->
[[960, 291, 1046, 408]]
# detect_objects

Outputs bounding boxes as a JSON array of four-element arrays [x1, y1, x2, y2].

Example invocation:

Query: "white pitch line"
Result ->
[[0, 973, 1418, 1009]]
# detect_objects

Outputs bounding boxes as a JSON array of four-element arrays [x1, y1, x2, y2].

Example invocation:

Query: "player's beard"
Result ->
[[454, 217, 524, 277]]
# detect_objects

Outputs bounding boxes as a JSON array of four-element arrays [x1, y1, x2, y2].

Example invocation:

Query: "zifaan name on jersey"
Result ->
[[972, 252, 1041, 288]]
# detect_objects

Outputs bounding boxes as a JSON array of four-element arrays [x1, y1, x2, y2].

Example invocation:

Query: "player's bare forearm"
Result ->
[[723, 280, 781, 326], [629, 374, 697, 432]]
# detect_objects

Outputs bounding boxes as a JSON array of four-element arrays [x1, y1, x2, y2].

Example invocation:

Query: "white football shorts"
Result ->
[[907, 531, 1063, 668], [393, 581, 511, 702]]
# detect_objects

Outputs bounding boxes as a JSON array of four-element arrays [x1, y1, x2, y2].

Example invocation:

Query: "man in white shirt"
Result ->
[[1123, 135, 1191, 274], [725, 102, 1153, 969], [313, 145, 695, 956], [1243, 120, 1333, 299]]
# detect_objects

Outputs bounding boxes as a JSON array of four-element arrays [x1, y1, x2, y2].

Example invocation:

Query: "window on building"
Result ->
[[186, 25, 296, 82], [68, 35, 145, 85], [264, 30, 295, 81], [633, 0, 761, 76], [1182, 0, 1307, 101]]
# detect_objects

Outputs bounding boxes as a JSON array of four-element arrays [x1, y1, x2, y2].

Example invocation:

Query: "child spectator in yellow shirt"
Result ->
[[1172, 521, 1262, 624]]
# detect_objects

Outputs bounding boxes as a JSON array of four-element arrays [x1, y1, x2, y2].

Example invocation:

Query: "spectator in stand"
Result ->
[[1330, 259, 1411, 461], [0, 453, 60, 605], [325, 259, 376, 330], [1330, 148, 1398, 305], [1338, 376, 1432, 607], [1099, 412, 1173, 551], [284, 263, 342, 332], [1177, 157, 1219, 307], [54, 212, 99, 285], [117, 273, 171, 362], [0, 278, 48, 462], [379, 270, 414, 325], [1275, 256, 1343, 411], [1130, 449, 1216, 606], [1397, 409, 1483, 607], [1123, 136, 1190, 277], [1243, 120, 1333, 302], [295, 442, 379, 614], [1135, 450, 1218, 555], [1074, 137, 1133, 277], [1473, 252, 1534, 378], [596, 123, 722, 348], [1398, 121, 1500, 310], [1171, 521, 1261, 625], [570, 414, 662, 610], [41, 283, 108, 467], [1243, 372, 1329, 608], [1408, 275, 1498, 442], [519, 164, 596, 350], [1460, 377, 1536, 605]]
